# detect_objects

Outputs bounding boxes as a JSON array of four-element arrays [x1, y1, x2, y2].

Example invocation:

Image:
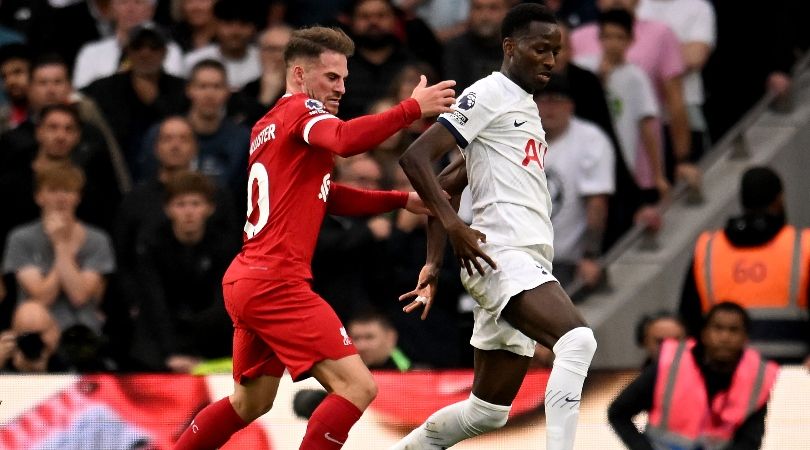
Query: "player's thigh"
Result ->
[[501, 281, 587, 350], [238, 280, 357, 381], [310, 354, 376, 410], [231, 374, 282, 421], [471, 348, 531, 407]]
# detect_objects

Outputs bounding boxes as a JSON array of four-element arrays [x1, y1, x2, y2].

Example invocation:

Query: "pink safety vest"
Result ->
[[646, 339, 779, 450]]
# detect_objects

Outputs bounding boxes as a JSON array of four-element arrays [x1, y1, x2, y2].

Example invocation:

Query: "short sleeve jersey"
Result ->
[[437, 72, 554, 258], [223, 93, 338, 283]]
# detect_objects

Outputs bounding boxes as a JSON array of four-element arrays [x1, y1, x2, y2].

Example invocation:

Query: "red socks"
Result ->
[[299, 394, 363, 450], [174, 397, 247, 450]]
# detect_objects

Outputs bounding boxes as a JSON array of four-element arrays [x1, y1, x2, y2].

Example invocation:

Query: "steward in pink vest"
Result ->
[[609, 302, 779, 450]]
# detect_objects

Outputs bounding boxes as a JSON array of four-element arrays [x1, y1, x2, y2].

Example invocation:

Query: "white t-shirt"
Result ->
[[72, 37, 185, 89], [576, 57, 659, 187], [544, 117, 615, 262], [184, 44, 261, 90], [637, 0, 716, 106], [438, 72, 554, 259]]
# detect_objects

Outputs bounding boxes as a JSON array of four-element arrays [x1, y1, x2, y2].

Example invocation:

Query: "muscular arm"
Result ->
[[607, 364, 657, 450], [399, 123, 464, 232], [426, 158, 468, 267], [307, 99, 421, 157], [326, 182, 408, 216]]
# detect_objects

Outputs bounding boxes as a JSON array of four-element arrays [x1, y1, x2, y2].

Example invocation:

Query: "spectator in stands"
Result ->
[[241, 24, 293, 110], [394, 0, 469, 42], [609, 302, 779, 450], [0, 105, 120, 251], [26, 55, 129, 195], [341, 0, 420, 119], [551, 22, 643, 250], [25, 0, 114, 73], [73, 0, 184, 89], [0, 302, 67, 373], [82, 23, 188, 179], [170, 0, 218, 52], [571, 0, 698, 188], [312, 155, 392, 322], [442, 0, 509, 93], [0, 43, 30, 132], [578, 9, 669, 203], [2, 164, 115, 337], [634, 310, 686, 367], [129, 171, 238, 372], [637, 0, 716, 165], [680, 166, 810, 366], [703, 1, 808, 142], [384, 165, 465, 368], [184, 0, 260, 90], [535, 75, 615, 291], [140, 59, 249, 195], [347, 310, 412, 371]]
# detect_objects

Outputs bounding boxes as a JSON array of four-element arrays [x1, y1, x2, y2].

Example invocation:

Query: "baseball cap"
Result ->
[[127, 22, 169, 50]]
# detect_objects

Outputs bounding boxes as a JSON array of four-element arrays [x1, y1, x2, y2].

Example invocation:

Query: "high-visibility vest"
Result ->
[[646, 339, 779, 450], [693, 225, 810, 361]]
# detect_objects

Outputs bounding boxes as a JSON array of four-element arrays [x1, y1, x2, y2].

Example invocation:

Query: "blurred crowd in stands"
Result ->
[[0, 0, 808, 375]]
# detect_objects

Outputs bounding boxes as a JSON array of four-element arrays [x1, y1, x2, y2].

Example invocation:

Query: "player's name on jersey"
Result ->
[[250, 124, 276, 154]]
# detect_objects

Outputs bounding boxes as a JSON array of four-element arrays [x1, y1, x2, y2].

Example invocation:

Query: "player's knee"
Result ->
[[552, 327, 597, 376], [462, 394, 510, 436], [357, 376, 378, 403], [232, 393, 274, 421]]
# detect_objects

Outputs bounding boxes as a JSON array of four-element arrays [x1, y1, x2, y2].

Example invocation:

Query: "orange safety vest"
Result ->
[[693, 225, 810, 360], [646, 339, 779, 450]]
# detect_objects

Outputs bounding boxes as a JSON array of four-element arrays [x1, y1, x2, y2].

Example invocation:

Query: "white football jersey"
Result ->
[[438, 72, 554, 260]]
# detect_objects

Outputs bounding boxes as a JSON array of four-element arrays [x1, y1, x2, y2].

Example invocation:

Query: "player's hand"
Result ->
[[404, 191, 449, 216], [446, 221, 496, 276], [410, 75, 456, 118], [399, 264, 439, 320]]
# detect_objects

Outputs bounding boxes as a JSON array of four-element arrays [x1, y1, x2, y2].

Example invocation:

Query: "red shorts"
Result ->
[[223, 278, 357, 383]]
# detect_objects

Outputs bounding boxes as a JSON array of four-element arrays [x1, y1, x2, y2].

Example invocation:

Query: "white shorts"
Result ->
[[460, 242, 557, 357]]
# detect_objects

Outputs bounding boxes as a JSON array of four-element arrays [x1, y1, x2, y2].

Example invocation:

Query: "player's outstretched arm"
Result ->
[[305, 76, 455, 157], [400, 124, 496, 276]]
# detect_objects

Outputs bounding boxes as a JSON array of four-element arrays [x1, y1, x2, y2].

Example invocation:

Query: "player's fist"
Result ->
[[410, 75, 456, 118]]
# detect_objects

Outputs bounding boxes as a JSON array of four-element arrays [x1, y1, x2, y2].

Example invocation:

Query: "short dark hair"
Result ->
[[30, 54, 68, 76], [189, 58, 227, 83], [634, 311, 684, 347], [164, 171, 216, 204], [348, 309, 395, 331], [38, 103, 81, 129], [0, 43, 31, 67], [501, 3, 557, 40], [284, 26, 355, 65], [740, 166, 783, 211], [704, 302, 751, 334], [598, 8, 634, 36]]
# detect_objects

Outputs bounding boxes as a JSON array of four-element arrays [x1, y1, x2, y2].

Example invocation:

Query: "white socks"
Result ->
[[544, 327, 597, 450], [390, 327, 596, 450], [390, 393, 510, 449]]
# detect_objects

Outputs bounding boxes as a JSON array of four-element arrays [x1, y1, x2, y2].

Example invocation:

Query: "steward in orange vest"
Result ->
[[680, 167, 810, 363], [609, 303, 778, 450]]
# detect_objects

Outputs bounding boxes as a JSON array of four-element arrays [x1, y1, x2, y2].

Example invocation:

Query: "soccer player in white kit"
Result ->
[[393, 4, 597, 450]]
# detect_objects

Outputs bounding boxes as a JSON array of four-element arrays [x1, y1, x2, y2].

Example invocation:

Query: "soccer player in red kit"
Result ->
[[173, 27, 456, 450]]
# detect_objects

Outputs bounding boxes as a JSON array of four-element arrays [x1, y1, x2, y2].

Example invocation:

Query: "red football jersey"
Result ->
[[223, 94, 337, 283], [223, 93, 420, 283]]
